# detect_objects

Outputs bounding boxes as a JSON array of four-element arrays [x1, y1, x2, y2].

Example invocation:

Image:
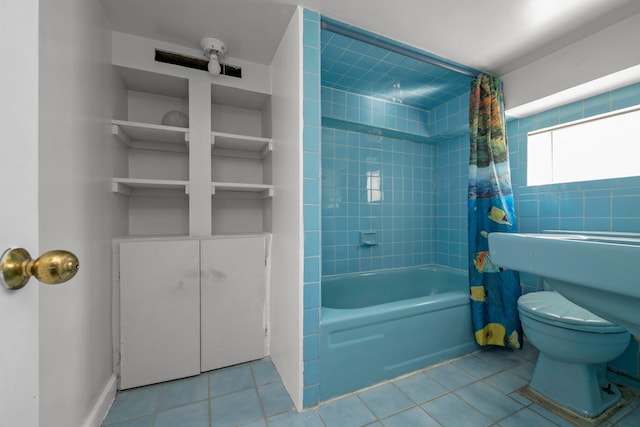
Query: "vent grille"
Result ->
[[154, 49, 242, 78]]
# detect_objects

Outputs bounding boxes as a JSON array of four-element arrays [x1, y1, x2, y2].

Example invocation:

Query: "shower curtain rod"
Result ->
[[320, 19, 479, 79]]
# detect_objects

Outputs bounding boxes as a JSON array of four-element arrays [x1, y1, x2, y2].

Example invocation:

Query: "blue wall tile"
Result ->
[[303, 205, 320, 230], [612, 84, 640, 110], [303, 152, 320, 179], [584, 196, 611, 217], [559, 196, 583, 217], [303, 385, 319, 408], [433, 81, 640, 274], [304, 75, 320, 101], [303, 45, 319, 74], [321, 124, 435, 276], [304, 256, 321, 282], [303, 178, 320, 204], [584, 92, 611, 117], [321, 86, 430, 141], [303, 308, 319, 335], [304, 360, 319, 386], [304, 282, 320, 309], [558, 102, 583, 123], [613, 218, 640, 232], [303, 99, 320, 126], [302, 9, 322, 409], [304, 334, 319, 361], [613, 195, 640, 215], [322, 125, 433, 275], [304, 231, 321, 257]]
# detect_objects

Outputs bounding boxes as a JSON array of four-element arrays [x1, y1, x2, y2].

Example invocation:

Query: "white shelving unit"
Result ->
[[111, 120, 191, 196], [113, 120, 189, 148], [111, 66, 191, 237], [209, 83, 273, 234], [210, 131, 273, 199], [111, 63, 273, 236], [211, 182, 274, 198], [212, 131, 272, 159], [112, 178, 189, 196]]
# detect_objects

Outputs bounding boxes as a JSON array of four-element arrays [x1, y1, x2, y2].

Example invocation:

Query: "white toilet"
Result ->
[[518, 291, 630, 418]]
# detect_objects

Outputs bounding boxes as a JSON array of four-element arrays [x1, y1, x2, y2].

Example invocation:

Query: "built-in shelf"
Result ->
[[111, 63, 274, 237], [211, 85, 270, 111], [112, 178, 189, 196], [211, 182, 274, 198], [112, 120, 189, 152], [211, 132, 272, 159]]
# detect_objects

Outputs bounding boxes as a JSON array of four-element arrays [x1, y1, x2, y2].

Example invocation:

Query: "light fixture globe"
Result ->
[[207, 53, 220, 75], [200, 37, 226, 75]]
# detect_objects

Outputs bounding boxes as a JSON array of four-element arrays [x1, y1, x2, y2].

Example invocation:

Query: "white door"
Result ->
[[120, 240, 201, 389], [0, 0, 40, 425], [201, 237, 267, 372]]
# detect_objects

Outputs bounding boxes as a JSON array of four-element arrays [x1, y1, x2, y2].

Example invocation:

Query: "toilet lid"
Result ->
[[518, 291, 627, 333]]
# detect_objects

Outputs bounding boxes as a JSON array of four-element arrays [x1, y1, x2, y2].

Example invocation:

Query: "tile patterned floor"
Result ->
[[102, 345, 640, 427]]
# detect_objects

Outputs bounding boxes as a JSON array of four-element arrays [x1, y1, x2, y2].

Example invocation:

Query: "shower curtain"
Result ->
[[468, 74, 522, 349]]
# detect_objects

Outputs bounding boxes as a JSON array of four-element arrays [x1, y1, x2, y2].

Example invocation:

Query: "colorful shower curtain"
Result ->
[[468, 74, 522, 349]]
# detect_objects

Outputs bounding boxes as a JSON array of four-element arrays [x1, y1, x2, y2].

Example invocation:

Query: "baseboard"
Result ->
[[82, 374, 118, 427]]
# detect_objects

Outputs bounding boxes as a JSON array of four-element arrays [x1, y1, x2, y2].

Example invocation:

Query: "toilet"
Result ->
[[518, 291, 630, 418]]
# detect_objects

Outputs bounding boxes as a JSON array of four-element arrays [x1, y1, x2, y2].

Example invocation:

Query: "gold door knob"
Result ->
[[0, 248, 79, 291]]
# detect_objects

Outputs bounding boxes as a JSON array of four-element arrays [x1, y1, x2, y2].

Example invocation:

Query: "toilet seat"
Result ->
[[518, 291, 626, 333]]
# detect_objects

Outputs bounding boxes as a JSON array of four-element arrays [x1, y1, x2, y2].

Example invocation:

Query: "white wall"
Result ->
[[38, 0, 118, 425], [0, 0, 40, 425], [269, 7, 304, 410], [503, 13, 640, 113]]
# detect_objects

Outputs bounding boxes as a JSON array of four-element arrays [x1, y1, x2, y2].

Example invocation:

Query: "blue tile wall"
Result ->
[[302, 8, 321, 408], [321, 86, 429, 139], [508, 81, 640, 291], [321, 126, 434, 276], [430, 93, 472, 272], [320, 84, 435, 277], [431, 82, 640, 284], [320, 18, 476, 111], [434, 136, 469, 270], [429, 93, 469, 143], [431, 94, 470, 270]]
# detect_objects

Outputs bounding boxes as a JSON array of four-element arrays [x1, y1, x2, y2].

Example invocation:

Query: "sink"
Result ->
[[488, 231, 640, 337]]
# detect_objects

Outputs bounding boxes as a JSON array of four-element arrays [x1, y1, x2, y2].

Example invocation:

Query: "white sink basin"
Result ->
[[488, 231, 640, 337]]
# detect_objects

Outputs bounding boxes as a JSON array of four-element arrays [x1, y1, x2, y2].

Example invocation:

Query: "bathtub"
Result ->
[[319, 265, 477, 400]]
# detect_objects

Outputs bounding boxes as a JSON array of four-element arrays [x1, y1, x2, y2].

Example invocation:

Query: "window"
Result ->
[[527, 105, 640, 186]]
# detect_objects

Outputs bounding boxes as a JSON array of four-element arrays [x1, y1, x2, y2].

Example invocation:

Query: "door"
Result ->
[[119, 240, 200, 389], [201, 237, 267, 372], [0, 0, 40, 425]]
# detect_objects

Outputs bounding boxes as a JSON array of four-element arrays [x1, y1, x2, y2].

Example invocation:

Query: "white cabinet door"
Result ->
[[201, 237, 267, 372], [120, 240, 200, 389]]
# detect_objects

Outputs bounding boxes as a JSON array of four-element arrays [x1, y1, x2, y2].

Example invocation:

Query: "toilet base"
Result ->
[[530, 353, 621, 418]]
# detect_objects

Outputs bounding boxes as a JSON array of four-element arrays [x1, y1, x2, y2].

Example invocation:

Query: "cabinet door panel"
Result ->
[[120, 240, 200, 389], [201, 237, 266, 371]]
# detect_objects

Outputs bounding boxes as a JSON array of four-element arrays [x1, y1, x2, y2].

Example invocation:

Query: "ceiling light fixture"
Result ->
[[200, 37, 227, 75]]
